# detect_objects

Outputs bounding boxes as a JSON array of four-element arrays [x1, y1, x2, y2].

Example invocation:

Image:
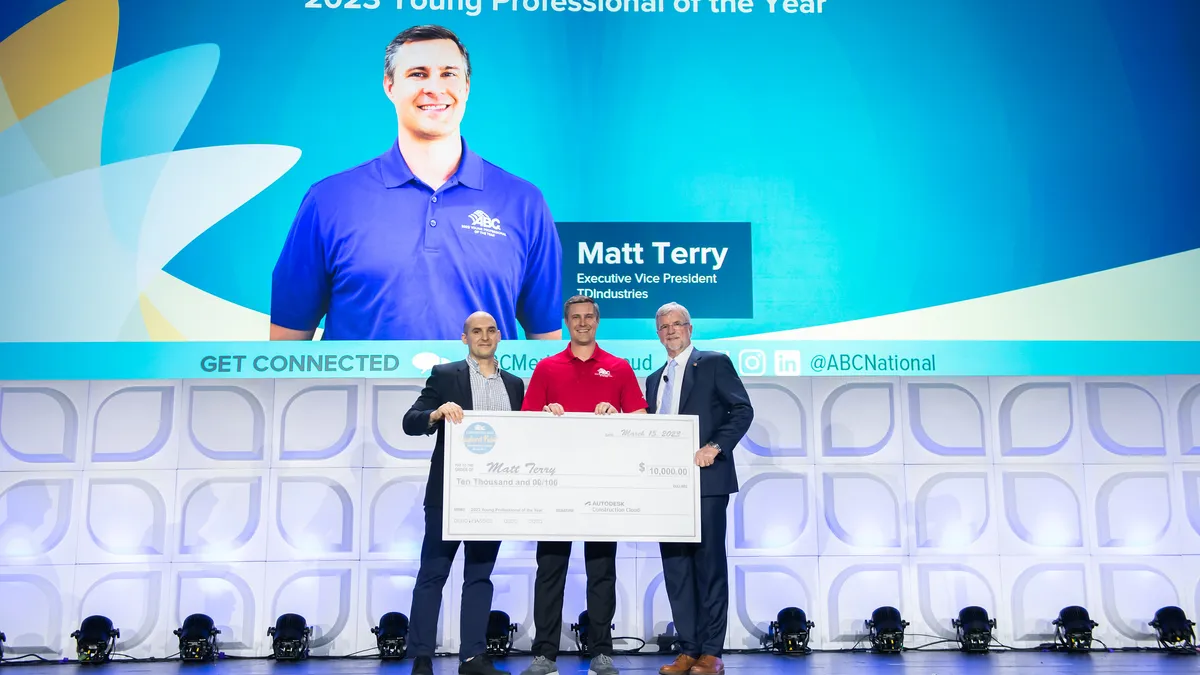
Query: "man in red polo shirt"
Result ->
[[520, 295, 647, 675]]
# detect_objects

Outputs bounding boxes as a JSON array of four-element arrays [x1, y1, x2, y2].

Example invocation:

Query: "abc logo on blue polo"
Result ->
[[463, 423, 497, 454]]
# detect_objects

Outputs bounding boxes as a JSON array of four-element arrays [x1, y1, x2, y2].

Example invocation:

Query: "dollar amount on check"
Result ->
[[443, 410, 702, 543]]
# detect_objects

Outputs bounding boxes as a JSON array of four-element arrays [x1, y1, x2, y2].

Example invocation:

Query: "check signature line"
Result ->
[[467, 485, 680, 490], [480, 472, 687, 478], [576, 512, 693, 516], [464, 512, 693, 516]]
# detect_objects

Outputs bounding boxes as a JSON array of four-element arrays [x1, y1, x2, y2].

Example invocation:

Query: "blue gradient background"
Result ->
[[2, 0, 1198, 339]]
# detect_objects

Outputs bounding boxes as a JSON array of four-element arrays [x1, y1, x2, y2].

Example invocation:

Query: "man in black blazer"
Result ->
[[645, 303, 753, 675], [403, 311, 526, 675]]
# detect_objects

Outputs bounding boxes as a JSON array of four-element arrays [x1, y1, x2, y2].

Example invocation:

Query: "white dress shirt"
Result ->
[[655, 344, 694, 414]]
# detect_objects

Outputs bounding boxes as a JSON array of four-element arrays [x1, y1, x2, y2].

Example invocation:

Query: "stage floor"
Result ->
[[4, 652, 1199, 674]]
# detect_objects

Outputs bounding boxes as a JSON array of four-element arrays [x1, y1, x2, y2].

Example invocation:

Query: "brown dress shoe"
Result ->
[[689, 655, 724, 675], [659, 654, 696, 675]]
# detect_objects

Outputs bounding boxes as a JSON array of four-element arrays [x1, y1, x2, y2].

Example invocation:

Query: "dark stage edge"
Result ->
[[3, 652, 1199, 674]]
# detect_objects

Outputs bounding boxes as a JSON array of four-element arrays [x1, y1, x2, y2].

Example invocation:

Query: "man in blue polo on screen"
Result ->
[[269, 25, 562, 342]]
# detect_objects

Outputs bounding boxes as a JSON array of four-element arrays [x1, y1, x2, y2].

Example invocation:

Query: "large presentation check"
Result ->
[[443, 411, 701, 543]]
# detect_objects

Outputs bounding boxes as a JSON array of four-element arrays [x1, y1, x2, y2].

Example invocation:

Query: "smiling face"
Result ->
[[462, 311, 500, 361], [565, 300, 599, 347], [384, 38, 469, 141], [656, 309, 693, 356]]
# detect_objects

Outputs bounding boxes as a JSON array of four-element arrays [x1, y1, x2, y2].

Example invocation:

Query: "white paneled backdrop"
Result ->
[[2, 376, 1199, 658]]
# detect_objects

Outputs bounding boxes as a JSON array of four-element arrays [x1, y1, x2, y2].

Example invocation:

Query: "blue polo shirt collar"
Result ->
[[380, 137, 484, 190]]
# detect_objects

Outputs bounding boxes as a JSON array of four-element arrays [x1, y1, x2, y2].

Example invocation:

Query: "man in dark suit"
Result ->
[[645, 302, 753, 675], [403, 311, 526, 675]]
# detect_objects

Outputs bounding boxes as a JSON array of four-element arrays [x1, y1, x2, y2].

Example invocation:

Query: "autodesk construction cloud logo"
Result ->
[[0, 0, 300, 342]]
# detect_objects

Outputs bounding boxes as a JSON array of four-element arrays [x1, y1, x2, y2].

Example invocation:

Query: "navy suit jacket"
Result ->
[[646, 349, 754, 496], [402, 360, 525, 508]]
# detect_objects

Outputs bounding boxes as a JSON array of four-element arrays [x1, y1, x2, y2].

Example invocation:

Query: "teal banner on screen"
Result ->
[[0, 0, 1198, 374], [0, 341, 1198, 380], [559, 222, 753, 317]]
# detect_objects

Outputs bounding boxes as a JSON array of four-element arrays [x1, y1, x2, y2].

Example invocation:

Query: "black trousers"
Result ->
[[409, 506, 501, 660], [531, 540, 618, 658]]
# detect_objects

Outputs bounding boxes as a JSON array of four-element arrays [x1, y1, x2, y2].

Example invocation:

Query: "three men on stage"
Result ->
[[405, 298, 753, 675]]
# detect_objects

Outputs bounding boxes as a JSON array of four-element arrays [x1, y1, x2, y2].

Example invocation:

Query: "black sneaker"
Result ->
[[413, 656, 434, 675], [460, 655, 509, 675]]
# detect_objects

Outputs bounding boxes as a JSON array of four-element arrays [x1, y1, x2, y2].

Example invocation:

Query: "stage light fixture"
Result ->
[[1052, 606, 1098, 652], [174, 613, 220, 662], [1149, 606, 1196, 654], [866, 606, 907, 654], [570, 610, 614, 657], [371, 612, 409, 660], [486, 610, 517, 657], [571, 611, 591, 656], [766, 607, 814, 655], [655, 622, 678, 654], [71, 615, 119, 663], [951, 606, 995, 653], [267, 613, 311, 660]]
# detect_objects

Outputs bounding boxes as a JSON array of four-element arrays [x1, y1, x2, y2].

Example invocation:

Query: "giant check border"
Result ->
[[443, 411, 702, 543]]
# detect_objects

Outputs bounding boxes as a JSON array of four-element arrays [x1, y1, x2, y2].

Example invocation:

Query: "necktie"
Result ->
[[658, 359, 677, 414]]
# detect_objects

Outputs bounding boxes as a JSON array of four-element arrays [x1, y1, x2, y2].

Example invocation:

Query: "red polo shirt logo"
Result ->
[[521, 346, 649, 413]]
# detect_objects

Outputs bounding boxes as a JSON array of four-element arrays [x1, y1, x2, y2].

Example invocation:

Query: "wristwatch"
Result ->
[[709, 442, 722, 453]]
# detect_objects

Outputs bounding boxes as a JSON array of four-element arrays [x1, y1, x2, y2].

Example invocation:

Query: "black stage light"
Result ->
[[766, 607, 814, 655], [371, 612, 409, 660], [570, 610, 614, 658], [71, 615, 119, 663], [174, 613, 220, 662], [866, 606, 907, 654], [486, 610, 517, 657], [1149, 606, 1196, 654], [267, 613, 311, 660], [656, 622, 678, 654], [1052, 606, 1097, 652], [571, 611, 591, 656], [952, 606, 995, 653]]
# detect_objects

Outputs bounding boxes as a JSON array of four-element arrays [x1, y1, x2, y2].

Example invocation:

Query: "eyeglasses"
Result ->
[[657, 321, 690, 333]]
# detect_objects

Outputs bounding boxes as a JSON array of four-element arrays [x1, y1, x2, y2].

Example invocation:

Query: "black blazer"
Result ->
[[646, 349, 754, 497], [402, 360, 525, 508]]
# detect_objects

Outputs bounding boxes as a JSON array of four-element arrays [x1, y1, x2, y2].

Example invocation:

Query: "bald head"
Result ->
[[463, 311, 496, 334], [462, 311, 501, 361]]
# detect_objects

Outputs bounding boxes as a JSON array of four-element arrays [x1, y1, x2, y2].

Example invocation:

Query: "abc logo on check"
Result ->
[[463, 422, 498, 454]]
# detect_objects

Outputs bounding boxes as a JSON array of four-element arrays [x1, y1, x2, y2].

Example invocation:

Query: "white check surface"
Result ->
[[443, 410, 701, 542]]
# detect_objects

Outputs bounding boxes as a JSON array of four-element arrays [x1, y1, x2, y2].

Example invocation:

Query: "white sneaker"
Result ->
[[521, 656, 558, 675], [588, 654, 618, 675]]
